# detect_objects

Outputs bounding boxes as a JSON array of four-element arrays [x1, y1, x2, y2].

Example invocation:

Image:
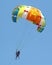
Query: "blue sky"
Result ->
[[0, 0, 52, 65]]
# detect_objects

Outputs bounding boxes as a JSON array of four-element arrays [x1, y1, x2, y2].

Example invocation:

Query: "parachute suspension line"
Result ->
[[16, 32, 26, 51], [16, 25, 32, 51], [18, 33, 26, 51], [19, 28, 31, 51], [16, 26, 28, 51]]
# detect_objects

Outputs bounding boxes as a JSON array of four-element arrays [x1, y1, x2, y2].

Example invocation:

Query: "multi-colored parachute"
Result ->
[[12, 5, 46, 32]]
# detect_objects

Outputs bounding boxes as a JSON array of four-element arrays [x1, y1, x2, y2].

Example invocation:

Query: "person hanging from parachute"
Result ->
[[16, 50, 20, 59], [12, 5, 46, 32]]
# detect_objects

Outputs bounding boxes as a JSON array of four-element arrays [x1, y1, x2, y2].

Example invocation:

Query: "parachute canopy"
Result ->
[[12, 5, 46, 32]]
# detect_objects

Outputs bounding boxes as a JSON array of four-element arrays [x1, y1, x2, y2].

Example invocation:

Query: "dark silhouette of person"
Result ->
[[16, 50, 20, 59]]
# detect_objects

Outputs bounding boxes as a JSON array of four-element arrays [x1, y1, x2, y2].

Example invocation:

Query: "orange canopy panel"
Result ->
[[26, 7, 41, 25]]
